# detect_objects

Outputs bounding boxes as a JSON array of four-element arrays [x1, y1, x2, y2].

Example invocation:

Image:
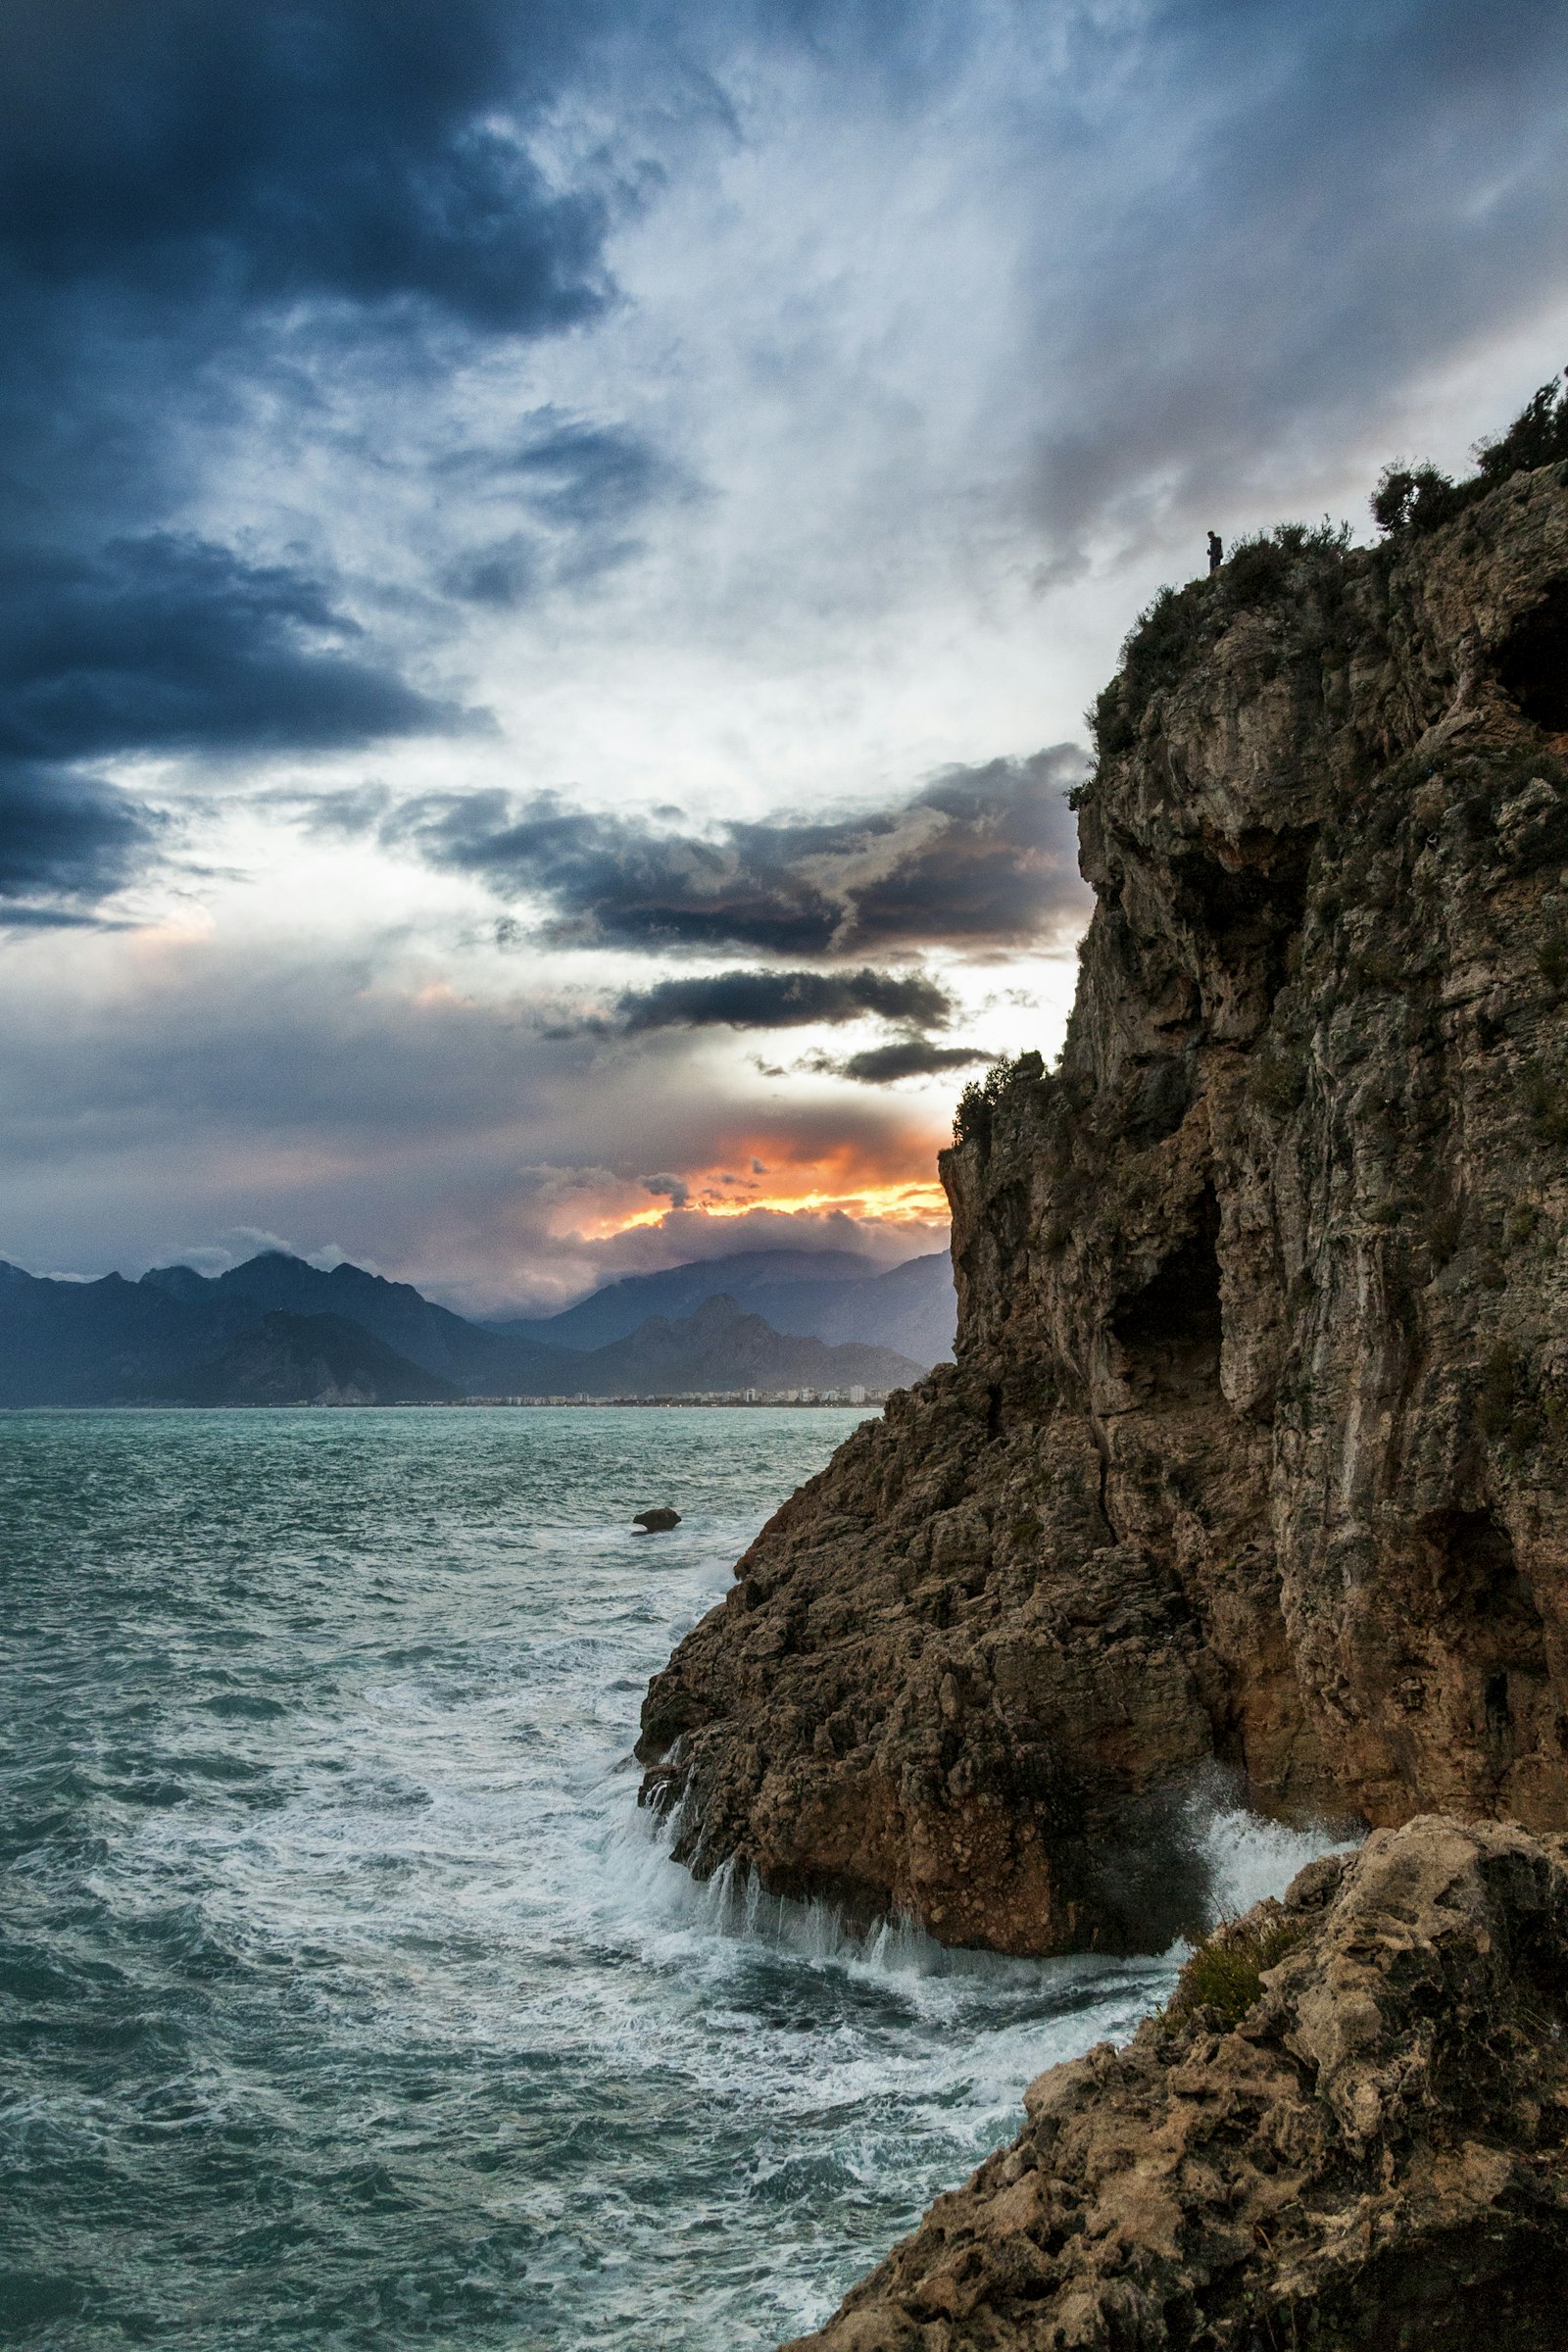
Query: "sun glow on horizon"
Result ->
[[604, 1176, 951, 1236], [541, 1131, 956, 1252]]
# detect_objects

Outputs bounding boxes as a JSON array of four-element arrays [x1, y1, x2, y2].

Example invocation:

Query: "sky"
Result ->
[[2, 0, 1566, 1314]]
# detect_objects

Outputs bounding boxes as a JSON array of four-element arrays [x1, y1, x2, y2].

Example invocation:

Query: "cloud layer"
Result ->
[[0, 925, 950, 1308], [614, 965, 956, 1031], [0, 0, 612, 329], [0, 0, 629, 924], [392, 748, 1089, 956], [834, 1038, 992, 1086]]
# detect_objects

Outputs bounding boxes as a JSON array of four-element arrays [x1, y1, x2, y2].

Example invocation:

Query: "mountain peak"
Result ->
[[141, 1263, 216, 1302], [686, 1293, 745, 1331]]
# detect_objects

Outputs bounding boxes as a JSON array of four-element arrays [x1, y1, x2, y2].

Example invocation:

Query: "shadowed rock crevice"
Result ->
[[1168, 826, 1316, 1016], [1419, 1505, 1556, 1789], [1495, 575, 1568, 731], [1111, 1190, 1223, 1409], [1420, 1503, 1537, 1632]]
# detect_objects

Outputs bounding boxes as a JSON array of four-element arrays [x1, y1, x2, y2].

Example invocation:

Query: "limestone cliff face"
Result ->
[[638, 458, 1568, 1955], [786, 1819, 1568, 2351]]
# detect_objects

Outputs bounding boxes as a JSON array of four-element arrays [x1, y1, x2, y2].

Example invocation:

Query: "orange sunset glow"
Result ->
[[609, 1177, 950, 1235], [578, 1126, 954, 1241]]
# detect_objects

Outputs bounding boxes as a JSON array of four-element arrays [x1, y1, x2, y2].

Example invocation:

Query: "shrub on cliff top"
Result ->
[[1220, 518, 1351, 612], [1093, 580, 1209, 754], [1373, 371, 1568, 537], [1371, 462, 1459, 535], [954, 1051, 1048, 1149], [1476, 372, 1568, 482], [1162, 1908, 1307, 2031]]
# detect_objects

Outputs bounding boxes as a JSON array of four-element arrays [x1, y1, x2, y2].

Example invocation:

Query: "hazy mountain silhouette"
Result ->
[[172, 1311, 458, 1405], [0, 1248, 933, 1404], [146, 1252, 512, 1387], [563, 1295, 921, 1399], [496, 1248, 956, 1363]]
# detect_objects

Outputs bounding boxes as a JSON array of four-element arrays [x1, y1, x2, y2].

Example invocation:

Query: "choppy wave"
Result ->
[[0, 1407, 1349, 2350]]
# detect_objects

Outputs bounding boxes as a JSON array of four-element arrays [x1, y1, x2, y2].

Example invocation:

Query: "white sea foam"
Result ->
[[1190, 1771, 1361, 1923]]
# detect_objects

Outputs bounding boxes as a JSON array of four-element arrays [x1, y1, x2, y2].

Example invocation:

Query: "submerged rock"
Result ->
[[633, 1506, 682, 1532], [785, 1817, 1568, 2351], [639, 450, 1568, 1953]]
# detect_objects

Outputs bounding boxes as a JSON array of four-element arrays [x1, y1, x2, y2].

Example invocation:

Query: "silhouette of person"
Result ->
[[1207, 530, 1223, 574]]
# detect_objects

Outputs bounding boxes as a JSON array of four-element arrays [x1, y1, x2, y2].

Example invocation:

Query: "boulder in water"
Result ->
[[633, 1506, 681, 1533]]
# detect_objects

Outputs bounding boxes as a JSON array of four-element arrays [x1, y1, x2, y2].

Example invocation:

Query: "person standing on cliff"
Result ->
[[1207, 530, 1223, 573]]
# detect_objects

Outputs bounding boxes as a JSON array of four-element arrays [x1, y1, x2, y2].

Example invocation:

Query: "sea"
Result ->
[[1, 1406, 1338, 2350]]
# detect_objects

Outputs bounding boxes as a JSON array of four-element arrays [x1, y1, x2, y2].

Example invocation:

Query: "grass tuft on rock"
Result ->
[[1161, 1908, 1308, 2032]]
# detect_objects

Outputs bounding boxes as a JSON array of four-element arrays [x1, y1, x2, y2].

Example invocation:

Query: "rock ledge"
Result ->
[[785, 1817, 1568, 2351]]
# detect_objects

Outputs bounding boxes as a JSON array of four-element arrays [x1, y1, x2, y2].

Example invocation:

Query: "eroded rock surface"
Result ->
[[639, 458, 1568, 1953], [782, 1818, 1568, 2352]]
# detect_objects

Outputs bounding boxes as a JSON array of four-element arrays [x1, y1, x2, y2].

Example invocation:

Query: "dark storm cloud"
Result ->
[[0, 764, 158, 917], [614, 966, 955, 1032], [642, 1172, 691, 1207], [499, 421, 674, 531], [439, 416, 683, 608], [833, 1038, 992, 1086], [0, 0, 632, 917], [0, 535, 462, 764], [390, 746, 1090, 956], [0, 534, 466, 922], [0, 0, 612, 332]]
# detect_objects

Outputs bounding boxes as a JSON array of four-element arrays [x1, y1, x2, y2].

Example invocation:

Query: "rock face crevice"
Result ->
[[639, 459, 1568, 1956]]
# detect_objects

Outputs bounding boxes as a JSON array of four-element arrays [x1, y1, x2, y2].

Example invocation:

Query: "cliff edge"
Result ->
[[639, 433, 1568, 1956]]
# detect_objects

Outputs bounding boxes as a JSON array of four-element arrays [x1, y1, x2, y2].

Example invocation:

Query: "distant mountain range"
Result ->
[[493, 1245, 956, 1366], [0, 1246, 954, 1407]]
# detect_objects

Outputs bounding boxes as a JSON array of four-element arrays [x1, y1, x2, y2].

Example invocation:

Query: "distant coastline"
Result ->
[[428, 1386, 886, 1408], [4, 1392, 889, 1413]]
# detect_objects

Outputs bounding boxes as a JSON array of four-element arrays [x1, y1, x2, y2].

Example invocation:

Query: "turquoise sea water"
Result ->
[[1, 1407, 1329, 2350]]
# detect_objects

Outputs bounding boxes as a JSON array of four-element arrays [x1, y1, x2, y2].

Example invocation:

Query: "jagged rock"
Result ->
[[639, 455, 1568, 1954], [634, 1507, 682, 1533], [782, 1817, 1568, 2351]]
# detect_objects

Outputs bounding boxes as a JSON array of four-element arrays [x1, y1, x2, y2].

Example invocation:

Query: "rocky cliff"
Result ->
[[638, 441, 1568, 1956], [786, 1818, 1568, 2351]]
